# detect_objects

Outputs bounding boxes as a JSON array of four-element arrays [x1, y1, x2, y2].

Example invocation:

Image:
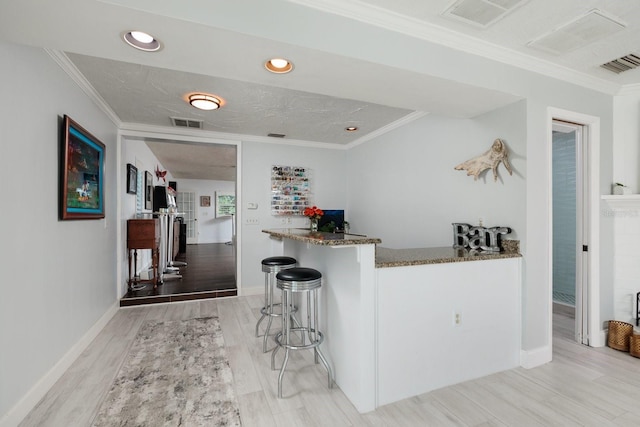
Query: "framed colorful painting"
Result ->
[[60, 115, 106, 220]]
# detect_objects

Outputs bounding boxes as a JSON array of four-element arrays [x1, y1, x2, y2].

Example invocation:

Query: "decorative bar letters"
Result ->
[[452, 223, 511, 252]]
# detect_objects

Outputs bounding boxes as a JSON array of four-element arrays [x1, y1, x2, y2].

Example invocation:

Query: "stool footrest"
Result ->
[[274, 330, 324, 351], [259, 303, 298, 317]]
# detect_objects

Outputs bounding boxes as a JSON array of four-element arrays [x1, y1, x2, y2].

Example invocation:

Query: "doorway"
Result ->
[[550, 110, 601, 346], [552, 120, 586, 343], [119, 134, 240, 306]]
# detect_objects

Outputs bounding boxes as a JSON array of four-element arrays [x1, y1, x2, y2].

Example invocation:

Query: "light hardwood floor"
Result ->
[[20, 298, 640, 426]]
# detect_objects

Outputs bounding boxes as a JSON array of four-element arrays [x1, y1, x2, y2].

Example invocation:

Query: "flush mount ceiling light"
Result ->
[[345, 126, 358, 132], [265, 58, 294, 74], [187, 93, 223, 111], [123, 30, 161, 52]]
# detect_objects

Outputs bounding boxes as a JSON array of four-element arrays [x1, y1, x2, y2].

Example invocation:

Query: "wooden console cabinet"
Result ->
[[127, 218, 161, 290]]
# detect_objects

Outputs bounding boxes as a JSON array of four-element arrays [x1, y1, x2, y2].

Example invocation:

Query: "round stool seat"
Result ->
[[262, 256, 297, 273], [276, 267, 322, 292]]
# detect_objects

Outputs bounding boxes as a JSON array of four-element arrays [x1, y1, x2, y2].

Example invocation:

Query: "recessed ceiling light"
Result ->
[[265, 58, 293, 74], [187, 93, 223, 111], [345, 126, 358, 132], [123, 30, 161, 52]]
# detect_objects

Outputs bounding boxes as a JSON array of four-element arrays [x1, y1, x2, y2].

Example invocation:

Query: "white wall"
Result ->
[[120, 138, 174, 295], [240, 140, 347, 293], [613, 93, 640, 193], [0, 42, 118, 421], [175, 179, 235, 243], [347, 101, 527, 248]]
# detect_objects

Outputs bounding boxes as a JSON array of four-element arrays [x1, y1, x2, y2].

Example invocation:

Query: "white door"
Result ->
[[176, 191, 198, 244]]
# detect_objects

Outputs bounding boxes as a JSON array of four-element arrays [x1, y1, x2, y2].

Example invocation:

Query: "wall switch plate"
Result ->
[[247, 202, 258, 209]]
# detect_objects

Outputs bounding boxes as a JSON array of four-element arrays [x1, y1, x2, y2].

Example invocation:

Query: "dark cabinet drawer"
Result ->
[[127, 219, 159, 249]]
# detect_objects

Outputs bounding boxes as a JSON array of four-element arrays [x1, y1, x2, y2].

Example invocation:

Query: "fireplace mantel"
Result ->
[[601, 195, 640, 208]]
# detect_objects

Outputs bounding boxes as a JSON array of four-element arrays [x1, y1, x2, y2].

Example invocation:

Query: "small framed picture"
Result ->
[[126, 164, 138, 194], [200, 195, 211, 207]]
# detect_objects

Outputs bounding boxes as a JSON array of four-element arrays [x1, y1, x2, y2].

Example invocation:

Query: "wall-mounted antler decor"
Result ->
[[454, 138, 512, 182]]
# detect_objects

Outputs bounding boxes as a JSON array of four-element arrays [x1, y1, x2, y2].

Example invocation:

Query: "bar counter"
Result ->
[[263, 228, 521, 267], [262, 228, 522, 412], [262, 228, 381, 246]]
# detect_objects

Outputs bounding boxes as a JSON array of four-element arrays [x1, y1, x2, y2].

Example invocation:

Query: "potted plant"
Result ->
[[613, 182, 631, 195]]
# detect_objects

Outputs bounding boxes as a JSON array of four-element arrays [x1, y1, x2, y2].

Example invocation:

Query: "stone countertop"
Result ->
[[262, 228, 382, 246], [375, 242, 521, 268]]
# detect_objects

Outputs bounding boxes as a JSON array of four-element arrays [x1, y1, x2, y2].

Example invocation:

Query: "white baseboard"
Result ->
[[238, 285, 262, 296], [520, 345, 552, 369], [0, 303, 119, 427]]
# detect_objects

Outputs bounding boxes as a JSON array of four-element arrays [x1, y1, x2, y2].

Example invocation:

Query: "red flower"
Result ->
[[303, 205, 324, 219]]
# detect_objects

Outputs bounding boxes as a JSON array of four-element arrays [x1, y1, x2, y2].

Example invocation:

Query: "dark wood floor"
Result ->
[[120, 243, 237, 306]]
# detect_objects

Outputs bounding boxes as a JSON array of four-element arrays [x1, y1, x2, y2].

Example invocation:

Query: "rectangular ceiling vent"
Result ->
[[527, 9, 626, 55], [441, 0, 530, 28], [601, 54, 640, 74], [170, 117, 203, 129], [267, 133, 286, 138]]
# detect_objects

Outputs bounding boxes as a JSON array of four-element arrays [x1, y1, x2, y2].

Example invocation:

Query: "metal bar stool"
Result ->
[[255, 256, 298, 352], [271, 267, 334, 398]]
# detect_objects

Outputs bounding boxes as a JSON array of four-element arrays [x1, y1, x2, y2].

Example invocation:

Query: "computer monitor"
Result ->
[[318, 209, 344, 232]]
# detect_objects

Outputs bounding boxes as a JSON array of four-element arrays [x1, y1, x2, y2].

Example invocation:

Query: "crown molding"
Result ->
[[346, 111, 428, 149], [45, 49, 122, 127], [616, 83, 640, 96], [118, 122, 349, 150], [289, 0, 623, 95]]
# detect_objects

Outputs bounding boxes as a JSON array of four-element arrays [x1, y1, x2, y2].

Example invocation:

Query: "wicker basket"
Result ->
[[630, 334, 640, 358], [607, 320, 634, 351]]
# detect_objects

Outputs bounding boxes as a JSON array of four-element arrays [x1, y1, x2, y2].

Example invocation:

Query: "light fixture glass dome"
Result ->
[[188, 94, 222, 111]]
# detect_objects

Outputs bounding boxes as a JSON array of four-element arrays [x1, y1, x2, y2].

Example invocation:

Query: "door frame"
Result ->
[[547, 108, 602, 347], [116, 127, 242, 299]]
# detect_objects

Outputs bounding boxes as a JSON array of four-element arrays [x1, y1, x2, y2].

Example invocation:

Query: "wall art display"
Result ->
[[144, 171, 153, 210], [215, 192, 236, 217], [60, 115, 105, 220], [200, 195, 211, 207], [271, 165, 310, 215], [126, 163, 138, 195]]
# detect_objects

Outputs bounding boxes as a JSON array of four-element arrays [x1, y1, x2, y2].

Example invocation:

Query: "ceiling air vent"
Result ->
[[267, 133, 286, 138], [170, 117, 203, 129], [527, 9, 626, 55], [601, 54, 640, 74], [442, 0, 530, 28]]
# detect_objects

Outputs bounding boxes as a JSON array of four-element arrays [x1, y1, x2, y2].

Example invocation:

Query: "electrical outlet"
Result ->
[[453, 311, 462, 327], [245, 218, 259, 225], [286, 217, 292, 224]]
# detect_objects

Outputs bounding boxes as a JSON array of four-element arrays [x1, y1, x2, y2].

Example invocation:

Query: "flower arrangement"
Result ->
[[303, 205, 323, 231], [303, 205, 324, 220]]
